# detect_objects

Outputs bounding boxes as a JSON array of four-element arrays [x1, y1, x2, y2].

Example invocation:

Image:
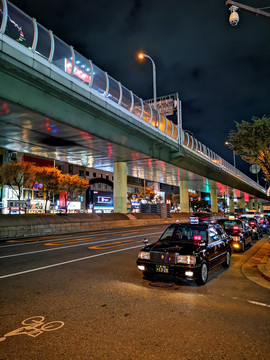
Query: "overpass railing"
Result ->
[[0, 0, 266, 194], [181, 129, 264, 190]]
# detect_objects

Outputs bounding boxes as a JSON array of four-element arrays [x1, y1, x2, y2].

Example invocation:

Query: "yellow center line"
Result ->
[[6, 231, 109, 244], [88, 239, 142, 250], [120, 232, 139, 236], [8, 239, 40, 243], [45, 237, 105, 246]]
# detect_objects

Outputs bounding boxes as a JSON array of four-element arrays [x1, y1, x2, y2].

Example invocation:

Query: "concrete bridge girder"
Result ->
[[0, 36, 268, 207]]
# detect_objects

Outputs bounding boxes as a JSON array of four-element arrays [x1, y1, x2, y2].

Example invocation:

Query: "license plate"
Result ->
[[233, 236, 240, 241], [156, 265, 169, 273]]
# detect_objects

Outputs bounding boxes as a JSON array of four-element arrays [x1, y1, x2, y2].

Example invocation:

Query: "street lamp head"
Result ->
[[137, 51, 157, 109], [225, 141, 236, 168]]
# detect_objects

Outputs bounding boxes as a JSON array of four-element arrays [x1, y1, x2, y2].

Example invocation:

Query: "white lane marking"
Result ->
[[0, 232, 160, 259], [248, 300, 270, 308], [0, 245, 142, 279], [0, 227, 162, 248]]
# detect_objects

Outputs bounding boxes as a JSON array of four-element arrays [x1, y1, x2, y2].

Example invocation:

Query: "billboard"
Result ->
[[89, 190, 114, 212]]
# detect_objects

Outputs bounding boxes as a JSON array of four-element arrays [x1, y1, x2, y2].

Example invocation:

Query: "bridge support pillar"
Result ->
[[180, 180, 189, 213], [113, 162, 127, 213], [248, 198, 253, 210], [229, 189, 235, 214], [238, 192, 246, 211], [259, 203, 264, 212], [210, 181, 218, 213], [254, 200, 259, 212]]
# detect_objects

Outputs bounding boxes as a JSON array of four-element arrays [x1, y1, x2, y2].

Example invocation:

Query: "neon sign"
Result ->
[[97, 197, 111, 204], [64, 59, 90, 83]]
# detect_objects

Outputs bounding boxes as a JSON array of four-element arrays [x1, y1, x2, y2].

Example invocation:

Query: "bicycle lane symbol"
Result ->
[[0, 316, 64, 342]]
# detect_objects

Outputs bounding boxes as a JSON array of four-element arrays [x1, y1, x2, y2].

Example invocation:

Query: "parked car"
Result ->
[[216, 218, 252, 252], [191, 212, 214, 223], [136, 221, 232, 286], [258, 216, 269, 233], [248, 218, 263, 240], [245, 210, 258, 218]]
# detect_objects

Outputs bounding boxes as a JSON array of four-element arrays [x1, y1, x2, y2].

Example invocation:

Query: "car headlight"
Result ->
[[176, 255, 196, 266], [138, 251, 150, 260]]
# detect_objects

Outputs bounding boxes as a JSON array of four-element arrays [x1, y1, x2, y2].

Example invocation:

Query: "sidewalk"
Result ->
[[256, 237, 270, 281], [242, 237, 270, 287]]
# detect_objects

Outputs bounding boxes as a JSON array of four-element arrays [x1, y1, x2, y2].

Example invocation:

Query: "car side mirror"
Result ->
[[142, 238, 149, 246]]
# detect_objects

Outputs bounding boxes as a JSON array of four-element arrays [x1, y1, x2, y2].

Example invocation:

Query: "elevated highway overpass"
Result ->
[[0, 0, 268, 212]]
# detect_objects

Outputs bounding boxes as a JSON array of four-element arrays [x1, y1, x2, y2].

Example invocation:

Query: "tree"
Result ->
[[60, 174, 89, 213], [35, 166, 62, 213], [139, 185, 156, 202], [154, 194, 163, 203], [127, 191, 141, 202], [188, 192, 209, 211], [128, 185, 162, 204], [0, 161, 36, 200], [228, 115, 270, 180], [128, 186, 156, 203]]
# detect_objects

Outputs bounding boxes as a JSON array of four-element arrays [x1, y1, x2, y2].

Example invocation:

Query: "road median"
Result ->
[[0, 212, 190, 240]]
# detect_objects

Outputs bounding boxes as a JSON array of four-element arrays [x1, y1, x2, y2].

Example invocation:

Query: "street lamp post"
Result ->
[[225, 141, 236, 168], [138, 52, 157, 109]]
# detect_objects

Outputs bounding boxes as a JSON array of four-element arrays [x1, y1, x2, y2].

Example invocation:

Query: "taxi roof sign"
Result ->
[[190, 216, 199, 224]]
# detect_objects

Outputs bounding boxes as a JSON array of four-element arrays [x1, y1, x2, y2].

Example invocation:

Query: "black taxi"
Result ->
[[136, 220, 232, 285], [216, 218, 252, 251]]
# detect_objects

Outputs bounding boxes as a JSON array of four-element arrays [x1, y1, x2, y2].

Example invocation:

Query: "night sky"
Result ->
[[9, 0, 270, 183]]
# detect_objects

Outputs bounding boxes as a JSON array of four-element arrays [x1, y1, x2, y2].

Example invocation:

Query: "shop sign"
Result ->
[[67, 202, 81, 210], [97, 196, 111, 203], [7, 200, 30, 208]]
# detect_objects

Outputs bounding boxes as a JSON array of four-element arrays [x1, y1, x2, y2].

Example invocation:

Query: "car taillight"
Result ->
[[250, 221, 255, 227], [193, 235, 202, 245], [232, 226, 239, 232], [260, 219, 264, 224]]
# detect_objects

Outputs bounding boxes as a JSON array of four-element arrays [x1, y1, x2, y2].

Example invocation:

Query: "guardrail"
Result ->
[[0, 0, 266, 194], [181, 130, 264, 190]]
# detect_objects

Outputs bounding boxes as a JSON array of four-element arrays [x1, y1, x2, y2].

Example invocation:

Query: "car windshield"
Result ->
[[160, 225, 207, 242], [218, 220, 243, 230]]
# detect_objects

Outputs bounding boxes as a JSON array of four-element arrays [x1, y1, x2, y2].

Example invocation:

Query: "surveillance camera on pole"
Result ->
[[229, 6, 239, 26], [225, 1, 270, 23]]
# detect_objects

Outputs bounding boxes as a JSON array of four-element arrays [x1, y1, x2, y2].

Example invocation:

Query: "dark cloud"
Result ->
[[9, 0, 270, 183]]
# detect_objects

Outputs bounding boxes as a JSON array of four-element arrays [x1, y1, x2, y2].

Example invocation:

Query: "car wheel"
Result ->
[[222, 251, 231, 268], [196, 261, 208, 286]]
